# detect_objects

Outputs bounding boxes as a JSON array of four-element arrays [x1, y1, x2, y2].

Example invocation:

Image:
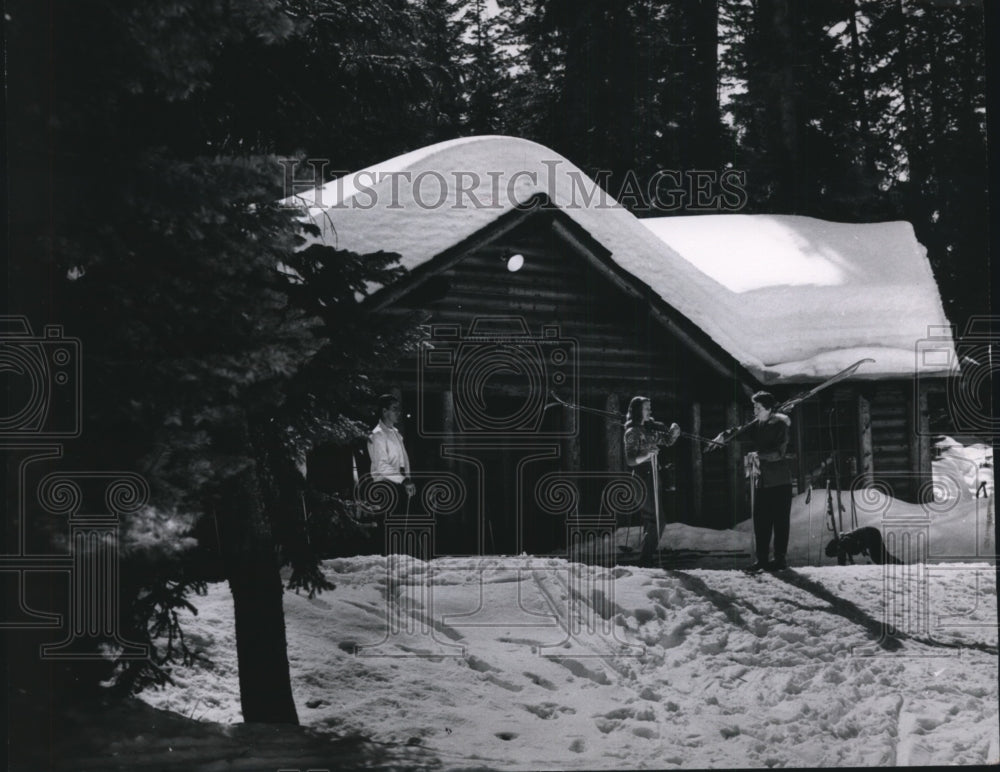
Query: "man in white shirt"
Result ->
[[367, 394, 416, 516]]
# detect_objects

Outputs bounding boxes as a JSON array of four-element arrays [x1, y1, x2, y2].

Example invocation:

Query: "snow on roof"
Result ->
[[287, 135, 955, 383], [640, 215, 956, 381]]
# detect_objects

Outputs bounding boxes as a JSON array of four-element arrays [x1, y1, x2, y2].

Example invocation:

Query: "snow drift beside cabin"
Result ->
[[284, 135, 955, 383]]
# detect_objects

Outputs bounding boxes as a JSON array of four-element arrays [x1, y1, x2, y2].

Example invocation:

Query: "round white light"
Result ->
[[506, 253, 525, 272]]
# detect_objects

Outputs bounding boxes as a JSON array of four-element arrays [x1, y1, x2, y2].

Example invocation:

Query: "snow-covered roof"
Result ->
[[287, 135, 956, 384]]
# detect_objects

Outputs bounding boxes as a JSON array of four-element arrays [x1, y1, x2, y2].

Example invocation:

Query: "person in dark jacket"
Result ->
[[742, 391, 793, 571], [623, 396, 680, 567]]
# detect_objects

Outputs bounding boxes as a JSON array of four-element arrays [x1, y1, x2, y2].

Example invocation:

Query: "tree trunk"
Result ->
[[753, 0, 800, 212], [218, 462, 299, 725], [691, 0, 721, 167], [847, 0, 876, 177], [895, 0, 927, 212], [770, 0, 800, 211]]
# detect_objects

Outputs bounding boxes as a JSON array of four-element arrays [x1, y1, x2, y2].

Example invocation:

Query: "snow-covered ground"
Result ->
[[140, 549, 998, 770], [130, 439, 998, 769]]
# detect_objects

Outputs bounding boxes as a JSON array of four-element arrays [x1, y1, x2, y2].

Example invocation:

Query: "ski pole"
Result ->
[[826, 479, 845, 565], [404, 486, 410, 541], [651, 450, 661, 568], [807, 485, 813, 565], [829, 409, 846, 535], [746, 452, 759, 561], [629, 476, 642, 553], [546, 392, 722, 447]]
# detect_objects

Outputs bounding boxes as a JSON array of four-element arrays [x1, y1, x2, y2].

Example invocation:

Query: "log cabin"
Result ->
[[291, 136, 958, 556]]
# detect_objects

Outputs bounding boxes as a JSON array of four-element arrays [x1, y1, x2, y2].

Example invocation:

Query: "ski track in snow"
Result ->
[[142, 557, 999, 770]]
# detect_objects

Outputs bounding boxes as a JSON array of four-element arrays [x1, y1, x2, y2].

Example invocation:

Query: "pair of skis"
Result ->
[[549, 357, 875, 451], [703, 358, 875, 452]]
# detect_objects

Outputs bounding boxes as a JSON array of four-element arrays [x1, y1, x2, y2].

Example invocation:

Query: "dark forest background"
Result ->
[[3, 0, 993, 734], [10, 0, 989, 328]]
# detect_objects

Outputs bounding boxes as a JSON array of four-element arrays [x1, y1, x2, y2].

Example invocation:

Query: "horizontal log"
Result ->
[[870, 418, 908, 429], [872, 461, 912, 469], [872, 442, 910, 451], [445, 276, 584, 294], [869, 405, 908, 415]]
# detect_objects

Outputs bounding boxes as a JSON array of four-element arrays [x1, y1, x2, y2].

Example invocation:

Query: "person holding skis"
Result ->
[[723, 391, 793, 572], [703, 361, 877, 570], [624, 396, 680, 568]]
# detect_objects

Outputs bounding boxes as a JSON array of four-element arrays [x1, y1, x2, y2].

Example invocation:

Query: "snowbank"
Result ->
[[620, 486, 995, 566], [613, 439, 995, 565]]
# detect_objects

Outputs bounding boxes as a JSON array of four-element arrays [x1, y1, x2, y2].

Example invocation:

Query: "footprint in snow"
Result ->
[[465, 654, 496, 673], [498, 636, 544, 647], [524, 672, 558, 691], [484, 673, 523, 692], [552, 657, 612, 685], [916, 716, 945, 732], [523, 702, 576, 719], [633, 608, 656, 625]]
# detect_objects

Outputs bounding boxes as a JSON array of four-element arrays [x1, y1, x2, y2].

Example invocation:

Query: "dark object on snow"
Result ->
[[825, 526, 902, 565]]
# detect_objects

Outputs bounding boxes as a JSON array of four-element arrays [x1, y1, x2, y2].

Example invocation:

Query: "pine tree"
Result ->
[[861, 0, 987, 327], [463, 0, 510, 135], [496, 0, 565, 146], [6, 0, 425, 726], [414, 0, 469, 141], [499, 0, 732, 211], [653, 0, 728, 173]]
